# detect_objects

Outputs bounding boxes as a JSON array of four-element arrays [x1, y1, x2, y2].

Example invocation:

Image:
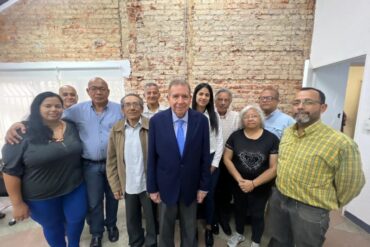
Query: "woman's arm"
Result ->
[[252, 153, 278, 188], [3, 174, 30, 221], [223, 147, 243, 182]]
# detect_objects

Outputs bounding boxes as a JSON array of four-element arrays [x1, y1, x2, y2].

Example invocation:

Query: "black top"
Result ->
[[225, 129, 279, 193], [2, 121, 83, 200]]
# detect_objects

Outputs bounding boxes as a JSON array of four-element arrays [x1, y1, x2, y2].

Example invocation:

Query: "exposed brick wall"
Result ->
[[0, 0, 315, 112]]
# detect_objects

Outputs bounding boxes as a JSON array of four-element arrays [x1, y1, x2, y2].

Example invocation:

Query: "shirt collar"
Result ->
[[90, 101, 109, 111], [293, 120, 323, 137], [125, 117, 143, 129], [265, 108, 279, 119], [172, 110, 189, 124]]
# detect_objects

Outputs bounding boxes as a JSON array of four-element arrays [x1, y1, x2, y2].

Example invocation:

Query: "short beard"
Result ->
[[294, 112, 310, 124]]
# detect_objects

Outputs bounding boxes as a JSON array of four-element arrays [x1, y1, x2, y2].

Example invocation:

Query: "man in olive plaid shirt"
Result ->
[[267, 87, 365, 247]]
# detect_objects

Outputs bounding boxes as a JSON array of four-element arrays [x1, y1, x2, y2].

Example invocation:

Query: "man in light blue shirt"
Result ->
[[258, 87, 295, 139], [64, 77, 123, 247]]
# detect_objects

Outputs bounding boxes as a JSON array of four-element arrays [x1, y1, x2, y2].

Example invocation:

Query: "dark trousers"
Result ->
[[267, 188, 330, 247], [27, 183, 87, 247], [159, 201, 198, 247], [214, 157, 234, 225], [204, 167, 220, 225], [232, 183, 269, 244], [83, 162, 118, 237], [125, 191, 157, 247]]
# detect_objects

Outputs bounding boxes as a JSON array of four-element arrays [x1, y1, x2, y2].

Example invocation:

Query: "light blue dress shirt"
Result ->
[[63, 101, 123, 160], [172, 110, 188, 138], [264, 109, 295, 139]]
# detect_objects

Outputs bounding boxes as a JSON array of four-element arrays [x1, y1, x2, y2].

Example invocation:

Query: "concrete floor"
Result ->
[[1, 197, 370, 247]]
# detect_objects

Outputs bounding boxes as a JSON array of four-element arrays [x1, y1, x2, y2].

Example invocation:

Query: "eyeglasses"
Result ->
[[122, 102, 141, 109], [291, 99, 321, 106], [258, 96, 276, 102], [88, 87, 107, 92]]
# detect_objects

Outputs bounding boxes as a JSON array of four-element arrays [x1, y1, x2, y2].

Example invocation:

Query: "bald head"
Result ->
[[59, 85, 78, 108], [86, 77, 110, 106]]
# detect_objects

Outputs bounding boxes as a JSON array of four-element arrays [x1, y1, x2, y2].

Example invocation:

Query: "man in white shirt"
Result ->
[[143, 83, 167, 119], [106, 94, 157, 247], [214, 88, 240, 235]]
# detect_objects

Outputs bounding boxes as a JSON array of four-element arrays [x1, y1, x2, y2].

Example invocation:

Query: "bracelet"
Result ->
[[251, 180, 255, 189]]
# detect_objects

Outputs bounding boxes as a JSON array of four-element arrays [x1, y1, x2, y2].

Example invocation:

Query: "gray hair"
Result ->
[[215, 88, 233, 101], [168, 79, 191, 95], [120, 93, 144, 109], [144, 82, 159, 91], [239, 104, 265, 128]]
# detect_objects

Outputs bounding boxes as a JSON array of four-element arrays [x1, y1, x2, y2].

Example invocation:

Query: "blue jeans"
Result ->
[[204, 166, 220, 225], [267, 187, 330, 247], [27, 183, 87, 247], [83, 161, 118, 237]]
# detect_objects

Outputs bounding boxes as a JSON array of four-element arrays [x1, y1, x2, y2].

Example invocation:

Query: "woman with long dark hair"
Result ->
[[192, 83, 223, 247], [2, 91, 87, 247]]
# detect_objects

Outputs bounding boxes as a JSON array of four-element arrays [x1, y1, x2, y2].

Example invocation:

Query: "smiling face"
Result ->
[[144, 85, 160, 105], [59, 86, 78, 109], [122, 95, 143, 123], [292, 89, 327, 128], [168, 84, 192, 118], [39, 96, 64, 123], [195, 87, 211, 110]]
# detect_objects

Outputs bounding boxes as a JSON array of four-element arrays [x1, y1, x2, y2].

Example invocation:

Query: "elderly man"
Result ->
[[59, 85, 78, 109], [106, 94, 157, 247], [213, 88, 240, 235], [143, 82, 167, 119], [258, 87, 295, 139], [147, 79, 211, 247], [267, 87, 365, 247], [5, 77, 123, 247]]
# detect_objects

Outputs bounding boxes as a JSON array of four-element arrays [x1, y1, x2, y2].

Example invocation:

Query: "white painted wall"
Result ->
[[310, 0, 370, 68], [309, 0, 370, 225]]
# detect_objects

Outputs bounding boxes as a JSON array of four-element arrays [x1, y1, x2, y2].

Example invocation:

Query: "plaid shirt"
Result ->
[[276, 120, 365, 210]]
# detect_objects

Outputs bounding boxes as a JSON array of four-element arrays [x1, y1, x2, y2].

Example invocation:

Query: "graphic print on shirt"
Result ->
[[238, 151, 265, 174]]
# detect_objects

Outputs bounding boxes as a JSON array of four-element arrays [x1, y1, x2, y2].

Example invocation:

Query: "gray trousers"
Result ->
[[159, 201, 197, 247], [125, 191, 157, 247], [267, 187, 330, 247]]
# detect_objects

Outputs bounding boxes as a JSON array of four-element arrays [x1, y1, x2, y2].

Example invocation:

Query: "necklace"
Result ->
[[52, 121, 65, 142]]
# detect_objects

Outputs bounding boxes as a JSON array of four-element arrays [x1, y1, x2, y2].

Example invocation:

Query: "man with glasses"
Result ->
[[106, 94, 157, 247], [258, 87, 295, 139], [267, 87, 365, 247]]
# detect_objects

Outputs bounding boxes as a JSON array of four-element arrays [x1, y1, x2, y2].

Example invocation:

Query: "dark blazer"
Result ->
[[147, 108, 211, 206]]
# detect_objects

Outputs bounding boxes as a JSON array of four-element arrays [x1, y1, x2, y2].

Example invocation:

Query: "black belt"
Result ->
[[83, 158, 106, 164]]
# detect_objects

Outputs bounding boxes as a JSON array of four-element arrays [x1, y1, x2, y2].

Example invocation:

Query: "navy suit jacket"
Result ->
[[147, 108, 211, 206]]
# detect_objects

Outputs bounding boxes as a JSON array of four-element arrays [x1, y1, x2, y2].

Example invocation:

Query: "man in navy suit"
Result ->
[[147, 79, 211, 247]]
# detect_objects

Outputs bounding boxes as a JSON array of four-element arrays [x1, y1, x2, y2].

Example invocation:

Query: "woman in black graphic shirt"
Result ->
[[223, 104, 279, 247]]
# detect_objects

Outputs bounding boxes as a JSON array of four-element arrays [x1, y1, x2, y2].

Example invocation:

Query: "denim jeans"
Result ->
[[27, 183, 87, 247], [267, 187, 330, 247], [83, 161, 118, 237]]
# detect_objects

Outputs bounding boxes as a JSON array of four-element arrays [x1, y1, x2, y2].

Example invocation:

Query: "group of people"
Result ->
[[1, 77, 365, 247]]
